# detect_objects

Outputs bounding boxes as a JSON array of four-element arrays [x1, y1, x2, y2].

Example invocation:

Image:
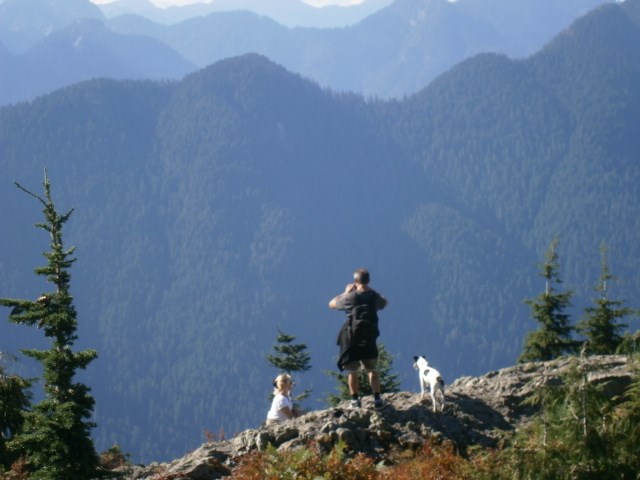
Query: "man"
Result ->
[[329, 268, 388, 409]]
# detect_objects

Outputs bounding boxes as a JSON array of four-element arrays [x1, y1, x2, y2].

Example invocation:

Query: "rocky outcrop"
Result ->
[[116, 355, 636, 479]]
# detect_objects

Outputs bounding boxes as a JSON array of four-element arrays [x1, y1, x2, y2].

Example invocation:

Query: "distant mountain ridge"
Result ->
[[0, 17, 194, 105], [103, 0, 621, 97], [1, 0, 639, 464], [0, 0, 615, 105], [97, 0, 394, 28]]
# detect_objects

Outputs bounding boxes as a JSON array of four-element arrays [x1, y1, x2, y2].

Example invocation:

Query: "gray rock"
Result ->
[[115, 355, 636, 479]]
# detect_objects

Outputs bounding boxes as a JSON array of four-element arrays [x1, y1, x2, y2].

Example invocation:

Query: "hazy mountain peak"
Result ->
[[0, 0, 105, 53]]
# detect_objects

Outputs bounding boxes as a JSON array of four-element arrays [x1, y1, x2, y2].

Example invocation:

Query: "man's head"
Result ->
[[353, 268, 370, 285]]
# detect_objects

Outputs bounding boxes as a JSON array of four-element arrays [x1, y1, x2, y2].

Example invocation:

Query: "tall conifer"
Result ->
[[578, 244, 632, 355], [0, 173, 101, 479], [520, 237, 579, 363]]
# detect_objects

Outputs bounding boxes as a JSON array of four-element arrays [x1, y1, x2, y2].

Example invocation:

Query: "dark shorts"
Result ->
[[343, 357, 378, 373]]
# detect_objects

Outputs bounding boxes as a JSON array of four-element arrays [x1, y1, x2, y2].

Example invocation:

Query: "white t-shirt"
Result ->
[[266, 393, 293, 422]]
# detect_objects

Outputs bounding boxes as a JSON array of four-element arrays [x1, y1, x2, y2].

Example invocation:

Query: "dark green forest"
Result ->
[[1, 0, 639, 463]]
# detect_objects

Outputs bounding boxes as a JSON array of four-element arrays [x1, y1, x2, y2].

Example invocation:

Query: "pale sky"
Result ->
[[91, 0, 366, 7]]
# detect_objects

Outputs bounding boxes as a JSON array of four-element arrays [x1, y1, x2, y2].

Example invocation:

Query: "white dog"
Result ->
[[413, 355, 445, 412]]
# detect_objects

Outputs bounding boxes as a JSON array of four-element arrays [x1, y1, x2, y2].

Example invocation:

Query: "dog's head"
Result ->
[[413, 355, 429, 371]]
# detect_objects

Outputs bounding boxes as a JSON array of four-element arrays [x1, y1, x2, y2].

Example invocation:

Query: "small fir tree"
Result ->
[[512, 357, 633, 479], [0, 173, 101, 479], [325, 343, 401, 406], [519, 237, 579, 363], [266, 328, 312, 402], [0, 353, 32, 470], [577, 244, 632, 355]]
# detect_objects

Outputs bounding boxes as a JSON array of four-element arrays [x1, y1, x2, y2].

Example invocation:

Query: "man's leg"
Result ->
[[368, 369, 381, 394], [343, 360, 361, 406], [344, 361, 362, 408], [363, 358, 384, 409], [347, 371, 359, 396], [362, 358, 380, 393]]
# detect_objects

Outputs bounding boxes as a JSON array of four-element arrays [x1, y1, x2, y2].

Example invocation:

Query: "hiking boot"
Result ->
[[374, 398, 385, 410], [349, 398, 361, 409]]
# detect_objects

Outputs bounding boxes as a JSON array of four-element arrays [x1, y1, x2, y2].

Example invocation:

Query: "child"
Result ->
[[266, 373, 298, 424]]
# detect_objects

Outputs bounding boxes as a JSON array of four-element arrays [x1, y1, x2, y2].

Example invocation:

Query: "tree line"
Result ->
[[520, 236, 638, 363]]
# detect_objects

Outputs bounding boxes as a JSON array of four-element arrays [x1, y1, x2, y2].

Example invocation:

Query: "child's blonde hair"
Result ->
[[272, 373, 293, 395]]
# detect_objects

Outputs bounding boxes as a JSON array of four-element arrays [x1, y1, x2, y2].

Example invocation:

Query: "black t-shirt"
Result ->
[[333, 289, 387, 316]]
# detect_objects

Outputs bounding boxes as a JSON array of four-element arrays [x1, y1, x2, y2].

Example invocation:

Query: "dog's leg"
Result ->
[[435, 384, 444, 412], [429, 381, 437, 412]]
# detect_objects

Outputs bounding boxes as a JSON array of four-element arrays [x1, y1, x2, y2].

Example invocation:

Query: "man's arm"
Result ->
[[329, 283, 356, 309], [377, 293, 388, 310]]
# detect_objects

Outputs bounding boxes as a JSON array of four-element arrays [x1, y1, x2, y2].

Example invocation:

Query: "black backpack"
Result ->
[[348, 292, 379, 345]]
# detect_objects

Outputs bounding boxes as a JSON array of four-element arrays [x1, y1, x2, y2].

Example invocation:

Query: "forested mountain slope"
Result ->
[[1, 0, 639, 463]]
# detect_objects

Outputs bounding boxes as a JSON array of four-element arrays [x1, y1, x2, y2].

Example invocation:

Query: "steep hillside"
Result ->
[[527, 1, 640, 284], [1, 1, 640, 463]]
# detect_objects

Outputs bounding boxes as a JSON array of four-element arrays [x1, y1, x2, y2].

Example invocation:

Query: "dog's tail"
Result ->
[[437, 376, 445, 388]]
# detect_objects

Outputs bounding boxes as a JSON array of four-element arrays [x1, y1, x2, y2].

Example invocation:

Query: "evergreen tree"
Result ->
[[0, 353, 32, 471], [266, 328, 312, 402], [325, 343, 401, 406], [519, 237, 579, 363], [0, 173, 101, 479], [578, 244, 633, 355]]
